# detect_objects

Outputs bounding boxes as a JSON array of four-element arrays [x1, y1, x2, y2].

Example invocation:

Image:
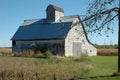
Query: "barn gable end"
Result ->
[[64, 17, 97, 56]]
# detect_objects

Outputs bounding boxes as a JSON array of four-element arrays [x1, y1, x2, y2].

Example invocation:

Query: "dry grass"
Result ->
[[0, 56, 94, 80], [0, 48, 12, 55], [97, 49, 118, 56]]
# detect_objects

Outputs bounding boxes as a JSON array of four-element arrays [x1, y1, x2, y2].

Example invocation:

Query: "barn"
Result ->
[[11, 4, 97, 56]]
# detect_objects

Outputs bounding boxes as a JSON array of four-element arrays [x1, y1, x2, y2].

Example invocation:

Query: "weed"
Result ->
[[75, 69, 91, 79], [0, 56, 96, 80], [73, 57, 91, 63], [13, 49, 54, 59], [43, 50, 53, 58]]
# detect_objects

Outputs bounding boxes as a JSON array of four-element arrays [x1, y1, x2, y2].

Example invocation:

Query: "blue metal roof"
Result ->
[[11, 19, 73, 40]]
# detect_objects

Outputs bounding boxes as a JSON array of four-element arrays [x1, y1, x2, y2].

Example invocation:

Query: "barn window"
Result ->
[[12, 41, 16, 46]]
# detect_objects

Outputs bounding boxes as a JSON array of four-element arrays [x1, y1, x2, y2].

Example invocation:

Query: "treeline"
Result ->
[[94, 44, 118, 49]]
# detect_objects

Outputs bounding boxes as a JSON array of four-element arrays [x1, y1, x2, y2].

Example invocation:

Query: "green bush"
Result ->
[[13, 52, 21, 57], [43, 50, 53, 58], [33, 51, 43, 58]]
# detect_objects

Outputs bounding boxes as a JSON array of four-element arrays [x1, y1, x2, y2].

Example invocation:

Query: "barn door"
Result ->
[[53, 43, 64, 55], [73, 42, 82, 56]]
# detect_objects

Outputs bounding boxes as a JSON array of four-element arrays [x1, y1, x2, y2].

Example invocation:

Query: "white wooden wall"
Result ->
[[65, 18, 97, 56]]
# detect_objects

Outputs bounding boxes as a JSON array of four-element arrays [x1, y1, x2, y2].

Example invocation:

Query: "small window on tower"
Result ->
[[12, 41, 16, 46]]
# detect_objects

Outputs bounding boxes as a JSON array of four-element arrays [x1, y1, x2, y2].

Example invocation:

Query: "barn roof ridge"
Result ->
[[23, 15, 79, 22], [21, 15, 79, 26]]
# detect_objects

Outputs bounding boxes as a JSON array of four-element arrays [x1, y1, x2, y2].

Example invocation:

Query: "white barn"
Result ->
[[11, 4, 97, 56]]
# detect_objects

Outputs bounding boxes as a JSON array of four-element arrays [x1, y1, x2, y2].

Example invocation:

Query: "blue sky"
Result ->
[[0, 0, 118, 47]]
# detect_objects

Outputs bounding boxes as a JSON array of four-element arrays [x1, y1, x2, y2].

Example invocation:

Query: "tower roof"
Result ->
[[46, 4, 64, 12]]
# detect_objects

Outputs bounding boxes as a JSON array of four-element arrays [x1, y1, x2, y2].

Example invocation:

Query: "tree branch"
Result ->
[[82, 7, 119, 22], [86, 14, 118, 33]]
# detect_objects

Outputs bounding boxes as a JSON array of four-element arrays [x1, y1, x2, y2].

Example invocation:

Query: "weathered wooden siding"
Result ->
[[65, 18, 82, 56], [12, 39, 65, 55], [55, 11, 64, 21], [82, 39, 97, 56]]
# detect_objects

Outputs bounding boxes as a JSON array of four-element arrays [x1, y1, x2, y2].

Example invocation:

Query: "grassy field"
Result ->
[[89, 56, 119, 79], [0, 56, 120, 80], [0, 48, 119, 80]]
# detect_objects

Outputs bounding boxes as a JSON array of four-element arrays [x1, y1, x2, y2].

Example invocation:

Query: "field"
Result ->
[[0, 48, 120, 80], [0, 48, 12, 55], [0, 56, 120, 80], [97, 49, 118, 56]]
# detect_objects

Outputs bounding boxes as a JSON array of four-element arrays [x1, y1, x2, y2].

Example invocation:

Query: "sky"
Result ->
[[0, 0, 118, 47]]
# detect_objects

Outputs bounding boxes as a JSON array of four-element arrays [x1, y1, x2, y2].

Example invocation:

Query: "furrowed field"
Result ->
[[0, 48, 119, 80]]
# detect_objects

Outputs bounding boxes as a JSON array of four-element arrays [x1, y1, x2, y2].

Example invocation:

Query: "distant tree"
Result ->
[[114, 44, 118, 49], [82, 0, 119, 72]]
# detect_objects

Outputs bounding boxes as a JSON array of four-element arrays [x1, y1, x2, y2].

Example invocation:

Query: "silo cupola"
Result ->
[[46, 4, 64, 22]]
